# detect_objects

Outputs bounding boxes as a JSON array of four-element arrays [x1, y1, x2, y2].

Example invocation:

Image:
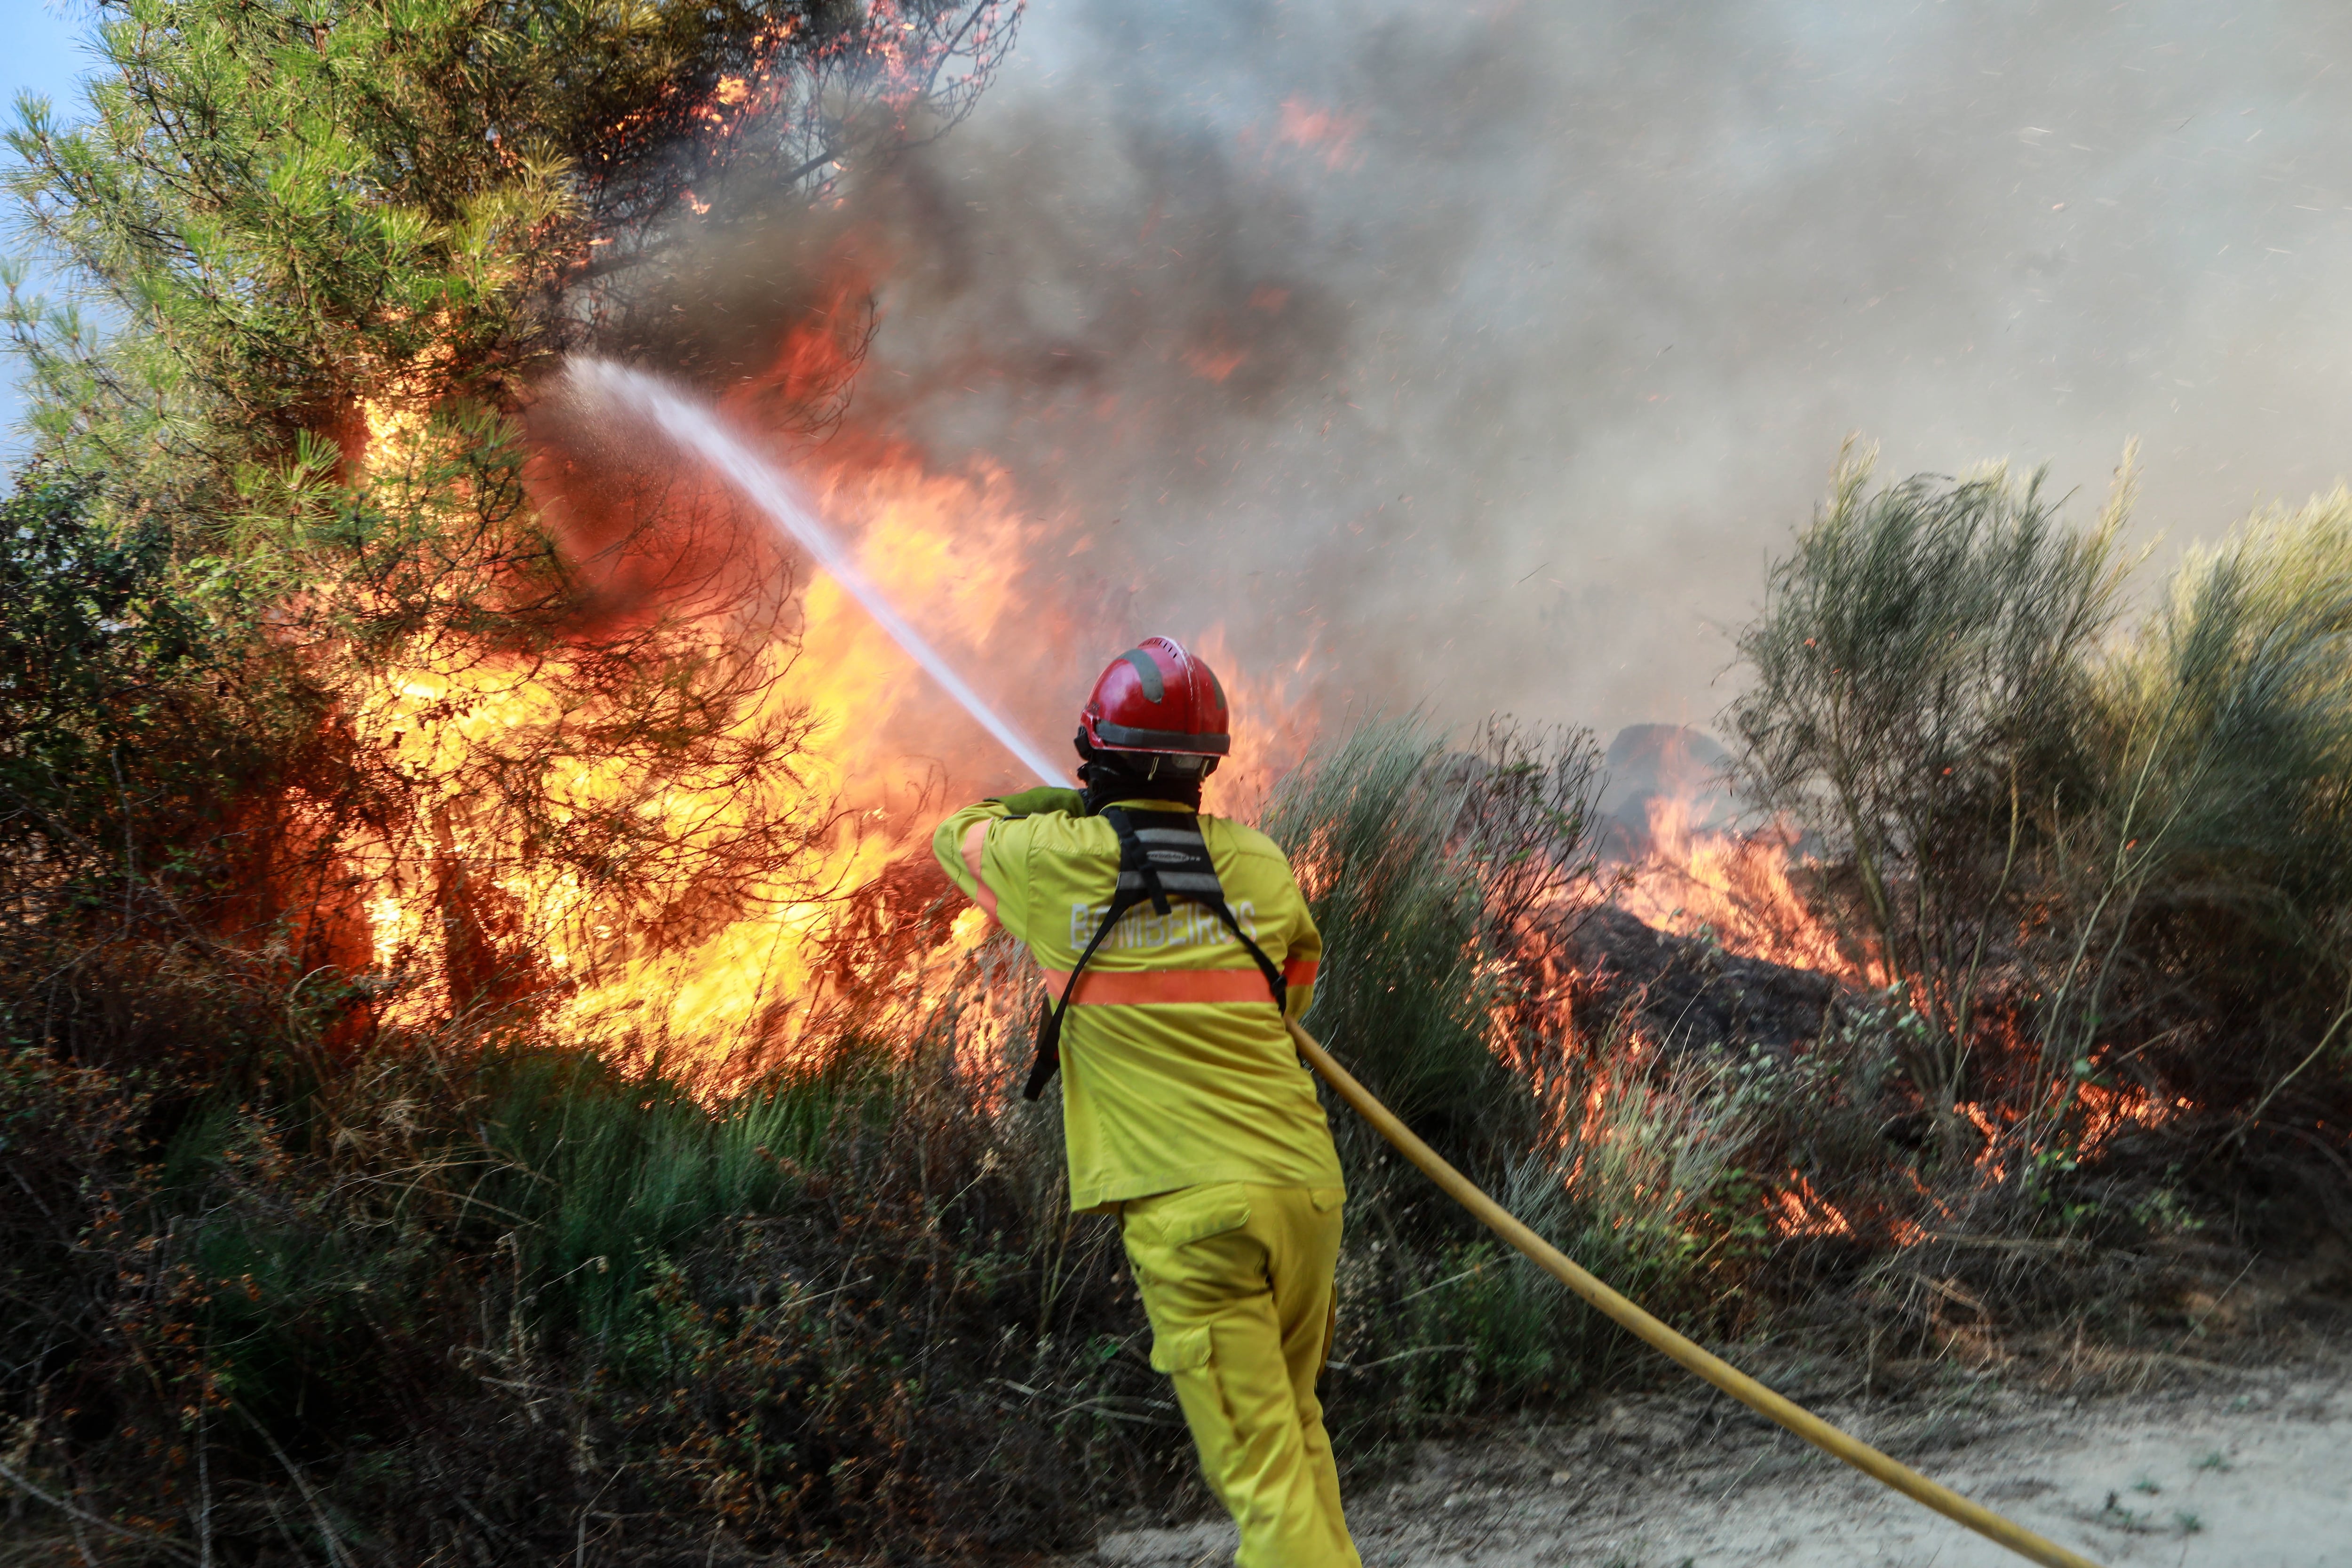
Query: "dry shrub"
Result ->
[[1726, 451, 2352, 1362]]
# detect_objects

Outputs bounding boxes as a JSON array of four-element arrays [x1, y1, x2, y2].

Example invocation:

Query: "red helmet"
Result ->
[[1079, 636, 1231, 758]]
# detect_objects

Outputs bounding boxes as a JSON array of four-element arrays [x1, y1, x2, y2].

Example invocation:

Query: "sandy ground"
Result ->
[[1081, 1354, 2352, 1568]]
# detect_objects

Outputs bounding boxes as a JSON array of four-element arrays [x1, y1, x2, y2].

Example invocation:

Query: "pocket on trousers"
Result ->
[[1309, 1186, 1345, 1213], [1148, 1323, 1214, 1374], [1130, 1183, 1253, 1250]]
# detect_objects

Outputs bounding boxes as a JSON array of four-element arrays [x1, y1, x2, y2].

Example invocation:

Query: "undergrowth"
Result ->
[[9, 670, 2349, 1562], [7, 476, 2352, 1562], [0, 719, 1739, 1565]]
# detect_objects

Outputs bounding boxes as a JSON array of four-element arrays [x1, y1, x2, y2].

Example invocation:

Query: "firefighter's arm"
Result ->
[[995, 786, 1083, 818], [934, 800, 1011, 924], [1280, 886, 1324, 1020], [932, 792, 1077, 941]]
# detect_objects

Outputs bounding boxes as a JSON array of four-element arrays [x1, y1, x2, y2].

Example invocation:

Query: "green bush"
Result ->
[[2055, 493, 2352, 1095], [0, 0, 1019, 1067], [1262, 719, 1763, 1430], [1731, 444, 2128, 1131], [1729, 450, 2352, 1287], [2, 1024, 1153, 1561], [1262, 719, 1524, 1156]]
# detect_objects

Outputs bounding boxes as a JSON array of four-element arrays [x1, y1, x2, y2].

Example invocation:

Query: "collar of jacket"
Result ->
[[1105, 798, 1198, 814]]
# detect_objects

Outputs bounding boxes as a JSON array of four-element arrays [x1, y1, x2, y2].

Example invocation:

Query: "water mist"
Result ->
[[568, 358, 1071, 788]]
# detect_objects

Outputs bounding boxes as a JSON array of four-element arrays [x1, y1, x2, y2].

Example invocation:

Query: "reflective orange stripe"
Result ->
[[1284, 958, 1318, 988], [1040, 967, 1280, 1006]]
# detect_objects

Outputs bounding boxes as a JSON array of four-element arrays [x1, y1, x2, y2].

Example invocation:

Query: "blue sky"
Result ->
[[2, 0, 98, 454]]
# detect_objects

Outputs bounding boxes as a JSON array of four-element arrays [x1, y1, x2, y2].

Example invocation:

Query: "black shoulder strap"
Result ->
[[1116, 808, 1288, 1014], [1022, 808, 1289, 1101]]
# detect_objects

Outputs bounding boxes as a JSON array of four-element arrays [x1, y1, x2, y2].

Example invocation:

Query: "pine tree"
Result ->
[[7, 0, 1014, 476], [0, 0, 1015, 1030]]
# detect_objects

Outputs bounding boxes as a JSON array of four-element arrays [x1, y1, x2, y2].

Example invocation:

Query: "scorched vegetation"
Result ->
[[1, 4, 2348, 1567]]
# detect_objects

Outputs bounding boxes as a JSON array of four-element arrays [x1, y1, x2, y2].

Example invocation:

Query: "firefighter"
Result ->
[[932, 637, 1358, 1568]]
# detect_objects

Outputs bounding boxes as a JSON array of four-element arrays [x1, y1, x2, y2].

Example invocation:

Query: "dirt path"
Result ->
[[1084, 1356, 2351, 1568]]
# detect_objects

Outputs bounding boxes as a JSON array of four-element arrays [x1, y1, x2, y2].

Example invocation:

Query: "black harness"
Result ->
[[1023, 806, 1287, 1101]]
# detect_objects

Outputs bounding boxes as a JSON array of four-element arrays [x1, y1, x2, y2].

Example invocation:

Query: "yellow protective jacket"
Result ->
[[932, 797, 1344, 1212]]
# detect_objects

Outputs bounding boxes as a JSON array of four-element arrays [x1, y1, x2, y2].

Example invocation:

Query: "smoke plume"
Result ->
[[593, 0, 2352, 790]]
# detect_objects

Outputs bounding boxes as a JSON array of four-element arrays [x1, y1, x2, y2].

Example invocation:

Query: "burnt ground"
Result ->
[[1566, 903, 1842, 1056]]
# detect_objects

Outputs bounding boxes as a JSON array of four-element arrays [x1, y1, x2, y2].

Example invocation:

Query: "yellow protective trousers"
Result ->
[[1120, 1183, 1360, 1568]]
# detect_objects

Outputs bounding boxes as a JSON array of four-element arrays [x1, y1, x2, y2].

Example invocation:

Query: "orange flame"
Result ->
[[329, 259, 1320, 1090], [346, 453, 1052, 1076], [1271, 97, 1367, 172], [1769, 1174, 1854, 1238], [2072, 1081, 2184, 1157], [1617, 795, 1870, 980]]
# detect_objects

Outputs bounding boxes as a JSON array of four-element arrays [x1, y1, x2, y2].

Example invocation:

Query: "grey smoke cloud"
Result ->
[[726, 0, 2352, 777]]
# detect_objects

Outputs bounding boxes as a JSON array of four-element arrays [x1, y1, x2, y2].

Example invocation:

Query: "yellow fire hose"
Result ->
[[1287, 1019, 2106, 1568]]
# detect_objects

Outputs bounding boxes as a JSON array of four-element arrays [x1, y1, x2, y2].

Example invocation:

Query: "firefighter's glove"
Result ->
[[994, 786, 1086, 818]]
